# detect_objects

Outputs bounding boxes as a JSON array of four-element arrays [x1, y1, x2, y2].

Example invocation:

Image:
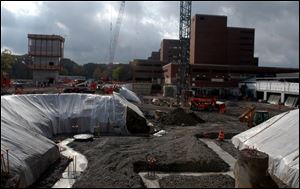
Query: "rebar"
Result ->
[[6, 149, 9, 175]]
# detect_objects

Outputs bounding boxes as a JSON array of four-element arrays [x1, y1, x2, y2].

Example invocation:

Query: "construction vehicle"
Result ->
[[190, 96, 225, 112], [1, 74, 12, 95], [239, 106, 270, 128]]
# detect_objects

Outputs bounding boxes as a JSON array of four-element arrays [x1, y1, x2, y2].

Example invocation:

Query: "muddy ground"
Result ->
[[26, 99, 294, 188], [70, 127, 229, 188], [67, 100, 293, 188], [159, 175, 235, 188]]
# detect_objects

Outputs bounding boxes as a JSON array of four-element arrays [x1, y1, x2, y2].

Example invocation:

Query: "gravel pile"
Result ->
[[160, 108, 205, 126]]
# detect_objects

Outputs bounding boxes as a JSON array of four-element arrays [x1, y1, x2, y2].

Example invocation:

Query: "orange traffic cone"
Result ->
[[217, 129, 225, 141]]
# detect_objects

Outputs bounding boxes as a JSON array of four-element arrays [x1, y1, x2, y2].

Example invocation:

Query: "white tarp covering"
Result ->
[[119, 86, 142, 104], [1, 93, 144, 187], [232, 109, 299, 188]]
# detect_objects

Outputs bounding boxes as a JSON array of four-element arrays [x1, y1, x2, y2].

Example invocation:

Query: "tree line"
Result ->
[[1, 50, 132, 81]]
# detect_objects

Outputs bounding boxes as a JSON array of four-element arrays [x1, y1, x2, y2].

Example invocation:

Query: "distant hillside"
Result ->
[[60, 58, 132, 81], [7, 55, 132, 81]]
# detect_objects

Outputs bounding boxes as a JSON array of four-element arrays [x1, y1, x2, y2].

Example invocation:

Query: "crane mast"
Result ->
[[178, 1, 192, 103], [109, 1, 125, 64]]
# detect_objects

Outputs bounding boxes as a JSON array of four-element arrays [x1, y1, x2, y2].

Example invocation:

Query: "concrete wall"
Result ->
[[131, 83, 152, 96], [33, 70, 59, 84], [163, 63, 179, 85]]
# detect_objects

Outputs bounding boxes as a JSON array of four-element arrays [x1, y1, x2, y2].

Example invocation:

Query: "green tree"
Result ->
[[60, 68, 69, 76], [1, 49, 14, 76], [112, 66, 123, 81]]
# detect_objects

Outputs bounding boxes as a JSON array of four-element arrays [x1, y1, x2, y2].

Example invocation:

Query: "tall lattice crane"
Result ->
[[109, 1, 126, 64], [178, 1, 192, 103]]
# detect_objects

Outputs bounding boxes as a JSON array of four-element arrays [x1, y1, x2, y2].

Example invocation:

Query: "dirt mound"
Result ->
[[160, 108, 205, 126]]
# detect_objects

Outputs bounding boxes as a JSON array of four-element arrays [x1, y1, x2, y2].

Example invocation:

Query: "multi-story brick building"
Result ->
[[130, 58, 163, 84], [163, 14, 298, 97], [160, 39, 180, 64], [130, 39, 181, 84]]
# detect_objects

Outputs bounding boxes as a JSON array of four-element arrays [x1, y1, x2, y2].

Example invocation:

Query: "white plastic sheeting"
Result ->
[[232, 109, 299, 188], [1, 93, 145, 187], [119, 86, 142, 104]]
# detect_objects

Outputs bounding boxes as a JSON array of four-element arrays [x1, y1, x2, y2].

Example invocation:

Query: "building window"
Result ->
[[200, 17, 204, 20], [49, 62, 54, 66]]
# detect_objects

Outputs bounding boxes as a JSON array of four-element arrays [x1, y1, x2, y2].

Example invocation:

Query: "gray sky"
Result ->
[[1, 1, 299, 68]]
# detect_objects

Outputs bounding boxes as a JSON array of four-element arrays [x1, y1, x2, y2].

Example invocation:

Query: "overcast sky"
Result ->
[[1, 1, 299, 68]]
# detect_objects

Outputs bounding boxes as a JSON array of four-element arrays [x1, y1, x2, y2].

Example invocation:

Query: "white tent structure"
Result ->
[[232, 109, 299, 188], [1, 93, 145, 187]]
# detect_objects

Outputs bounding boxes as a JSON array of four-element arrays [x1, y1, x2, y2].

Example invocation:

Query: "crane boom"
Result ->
[[109, 1, 125, 64]]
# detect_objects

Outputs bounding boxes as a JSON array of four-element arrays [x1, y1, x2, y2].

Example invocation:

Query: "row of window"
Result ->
[[29, 39, 63, 48]]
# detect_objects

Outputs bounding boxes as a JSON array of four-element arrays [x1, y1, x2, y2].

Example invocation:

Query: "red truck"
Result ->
[[190, 96, 225, 112]]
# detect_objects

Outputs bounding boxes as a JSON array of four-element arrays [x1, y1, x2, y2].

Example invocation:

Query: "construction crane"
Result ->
[[109, 1, 125, 64], [178, 1, 192, 104]]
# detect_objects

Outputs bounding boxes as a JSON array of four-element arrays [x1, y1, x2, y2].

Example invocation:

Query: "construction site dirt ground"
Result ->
[[59, 100, 294, 188]]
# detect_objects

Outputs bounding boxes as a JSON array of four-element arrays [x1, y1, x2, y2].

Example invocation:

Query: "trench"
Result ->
[[51, 138, 88, 188], [135, 136, 237, 188]]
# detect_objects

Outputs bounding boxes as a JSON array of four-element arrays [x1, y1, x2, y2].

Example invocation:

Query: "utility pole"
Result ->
[[178, 1, 192, 105]]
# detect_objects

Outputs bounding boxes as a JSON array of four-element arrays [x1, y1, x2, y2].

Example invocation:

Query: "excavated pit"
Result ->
[[30, 156, 71, 188], [133, 160, 230, 173], [159, 174, 235, 188]]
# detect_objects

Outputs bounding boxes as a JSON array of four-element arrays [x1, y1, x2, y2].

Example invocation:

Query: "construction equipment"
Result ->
[[1, 74, 11, 88], [177, 1, 192, 104], [239, 106, 270, 128], [190, 97, 225, 112]]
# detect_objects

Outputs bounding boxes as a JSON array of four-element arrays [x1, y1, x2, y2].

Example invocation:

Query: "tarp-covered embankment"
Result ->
[[1, 93, 148, 187], [232, 109, 299, 188]]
